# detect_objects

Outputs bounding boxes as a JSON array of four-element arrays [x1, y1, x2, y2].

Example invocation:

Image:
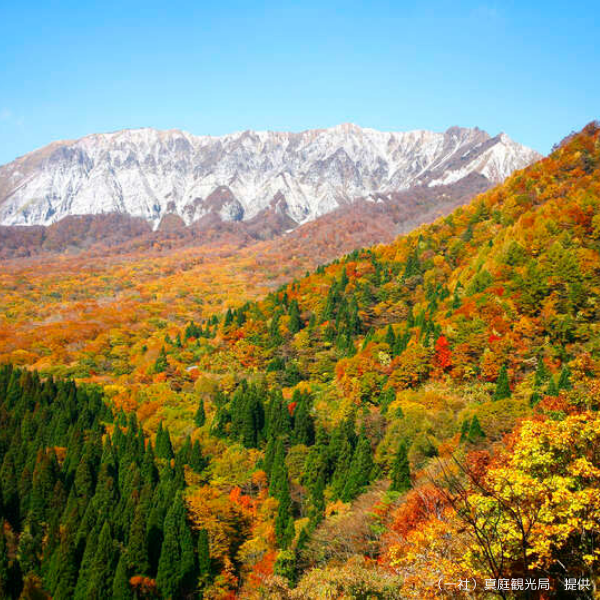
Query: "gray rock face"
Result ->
[[0, 123, 541, 227]]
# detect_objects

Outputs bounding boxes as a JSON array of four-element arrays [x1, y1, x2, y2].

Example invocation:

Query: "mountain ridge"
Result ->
[[0, 123, 540, 228]]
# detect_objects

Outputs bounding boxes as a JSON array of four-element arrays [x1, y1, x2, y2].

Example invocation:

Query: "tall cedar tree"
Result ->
[[342, 433, 374, 501], [289, 300, 301, 333], [195, 399, 206, 427], [493, 364, 511, 400], [269, 440, 287, 498], [197, 528, 211, 585], [467, 415, 485, 443], [156, 501, 181, 598], [275, 476, 292, 548], [112, 553, 133, 600], [390, 440, 411, 493], [153, 347, 168, 374], [86, 521, 115, 600]]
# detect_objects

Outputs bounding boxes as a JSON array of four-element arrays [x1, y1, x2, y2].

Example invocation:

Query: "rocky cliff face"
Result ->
[[0, 123, 541, 227]]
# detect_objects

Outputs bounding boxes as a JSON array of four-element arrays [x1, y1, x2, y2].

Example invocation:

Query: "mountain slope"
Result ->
[[193, 121, 598, 597], [0, 123, 597, 599], [0, 124, 540, 227]]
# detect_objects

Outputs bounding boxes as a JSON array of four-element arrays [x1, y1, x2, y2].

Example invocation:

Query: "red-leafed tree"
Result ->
[[434, 335, 452, 372]]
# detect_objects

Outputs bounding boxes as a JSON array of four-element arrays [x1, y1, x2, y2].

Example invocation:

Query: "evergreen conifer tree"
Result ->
[[467, 415, 485, 443], [194, 399, 206, 427], [0, 523, 9, 599], [529, 391, 542, 406], [385, 325, 396, 348], [292, 393, 315, 446], [547, 376, 559, 397], [493, 365, 511, 400], [282, 517, 296, 549], [275, 476, 292, 547], [156, 501, 181, 599], [269, 440, 287, 498], [197, 528, 211, 585], [288, 300, 301, 334], [85, 521, 115, 600], [534, 358, 550, 387], [156, 425, 174, 460], [341, 433, 374, 501], [126, 504, 149, 576], [189, 440, 206, 473], [380, 387, 396, 415], [50, 530, 79, 600], [112, 553, 132, 600], [390, 440, 411, 493], [331, 436, 353, 499], [269, 312, 282, 345], [308, 473, 325, 525], [178, 513, 196, 594], [558, 365, 572, 390], [153, 347, 168, 374]]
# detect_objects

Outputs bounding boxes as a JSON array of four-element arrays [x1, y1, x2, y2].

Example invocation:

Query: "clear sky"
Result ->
[[0, 0, 598, 165]]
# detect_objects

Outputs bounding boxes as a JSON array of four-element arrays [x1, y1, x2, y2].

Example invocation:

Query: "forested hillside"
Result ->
[[0, 122, 599, 598]]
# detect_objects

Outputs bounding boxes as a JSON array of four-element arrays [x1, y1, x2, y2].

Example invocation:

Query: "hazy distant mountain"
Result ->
[[0, 123, 540, 228]]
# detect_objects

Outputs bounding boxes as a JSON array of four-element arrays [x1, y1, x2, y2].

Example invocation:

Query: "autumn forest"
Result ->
[[0, 122, 599, 599]]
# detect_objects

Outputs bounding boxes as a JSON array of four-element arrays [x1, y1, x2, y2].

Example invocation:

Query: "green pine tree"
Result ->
[[0, 523, 9, 600], [73, 525, 99, 600], [292, 394, 315, 446], [275, 477, 292, 547], [534, 358, 550, 388], [50, 529, 79, 600], [179, 514, 196, 594], [330, 436, 353, 500], [112, 553, 133, 600], [85, 521, 115, 600], [197, 528, 211, 586], [547, 376, 559, 397], [385, 325, 396, 348], [341, 433, 374, 501], [558, 365, 572, 390], [282, 517, 296, 550], [380, 387, 396, 415], [390, 440, 411, 493], [288, 300, 301, 334], [529, 391, 542, 406], [493, 364, 511, 400], [274, 549, 297, 585], [194, 399, 206, 427], [268, 439, 287, 498], [189, 440, 207, 474], [156, 424, 174, 460], [467, 415, 485, 443], [153, 347, 168, 373], [308, 473, 325, 525], [156, 501, 181, 599], [126, 504, 149, 576]]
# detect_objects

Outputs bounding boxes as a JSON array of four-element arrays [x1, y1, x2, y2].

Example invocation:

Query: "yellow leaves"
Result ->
[[388, 512, 478, 597], [186, 485, 249, 565], [210, 443, 262, 488], [569, 457, 600, 479], [325, 499, 350, 518], [377, 350, 391, 367], [465, 410, 600, 573]]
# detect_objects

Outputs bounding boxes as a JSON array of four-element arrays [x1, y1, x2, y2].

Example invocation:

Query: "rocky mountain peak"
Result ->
[[0, 124, 541, 228]]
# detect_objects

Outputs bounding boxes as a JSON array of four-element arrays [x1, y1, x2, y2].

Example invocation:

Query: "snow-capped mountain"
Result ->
[[0, 123, 541, 227]]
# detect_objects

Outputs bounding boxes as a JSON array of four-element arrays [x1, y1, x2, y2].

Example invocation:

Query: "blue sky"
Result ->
[[0, 0, 598, 164]]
